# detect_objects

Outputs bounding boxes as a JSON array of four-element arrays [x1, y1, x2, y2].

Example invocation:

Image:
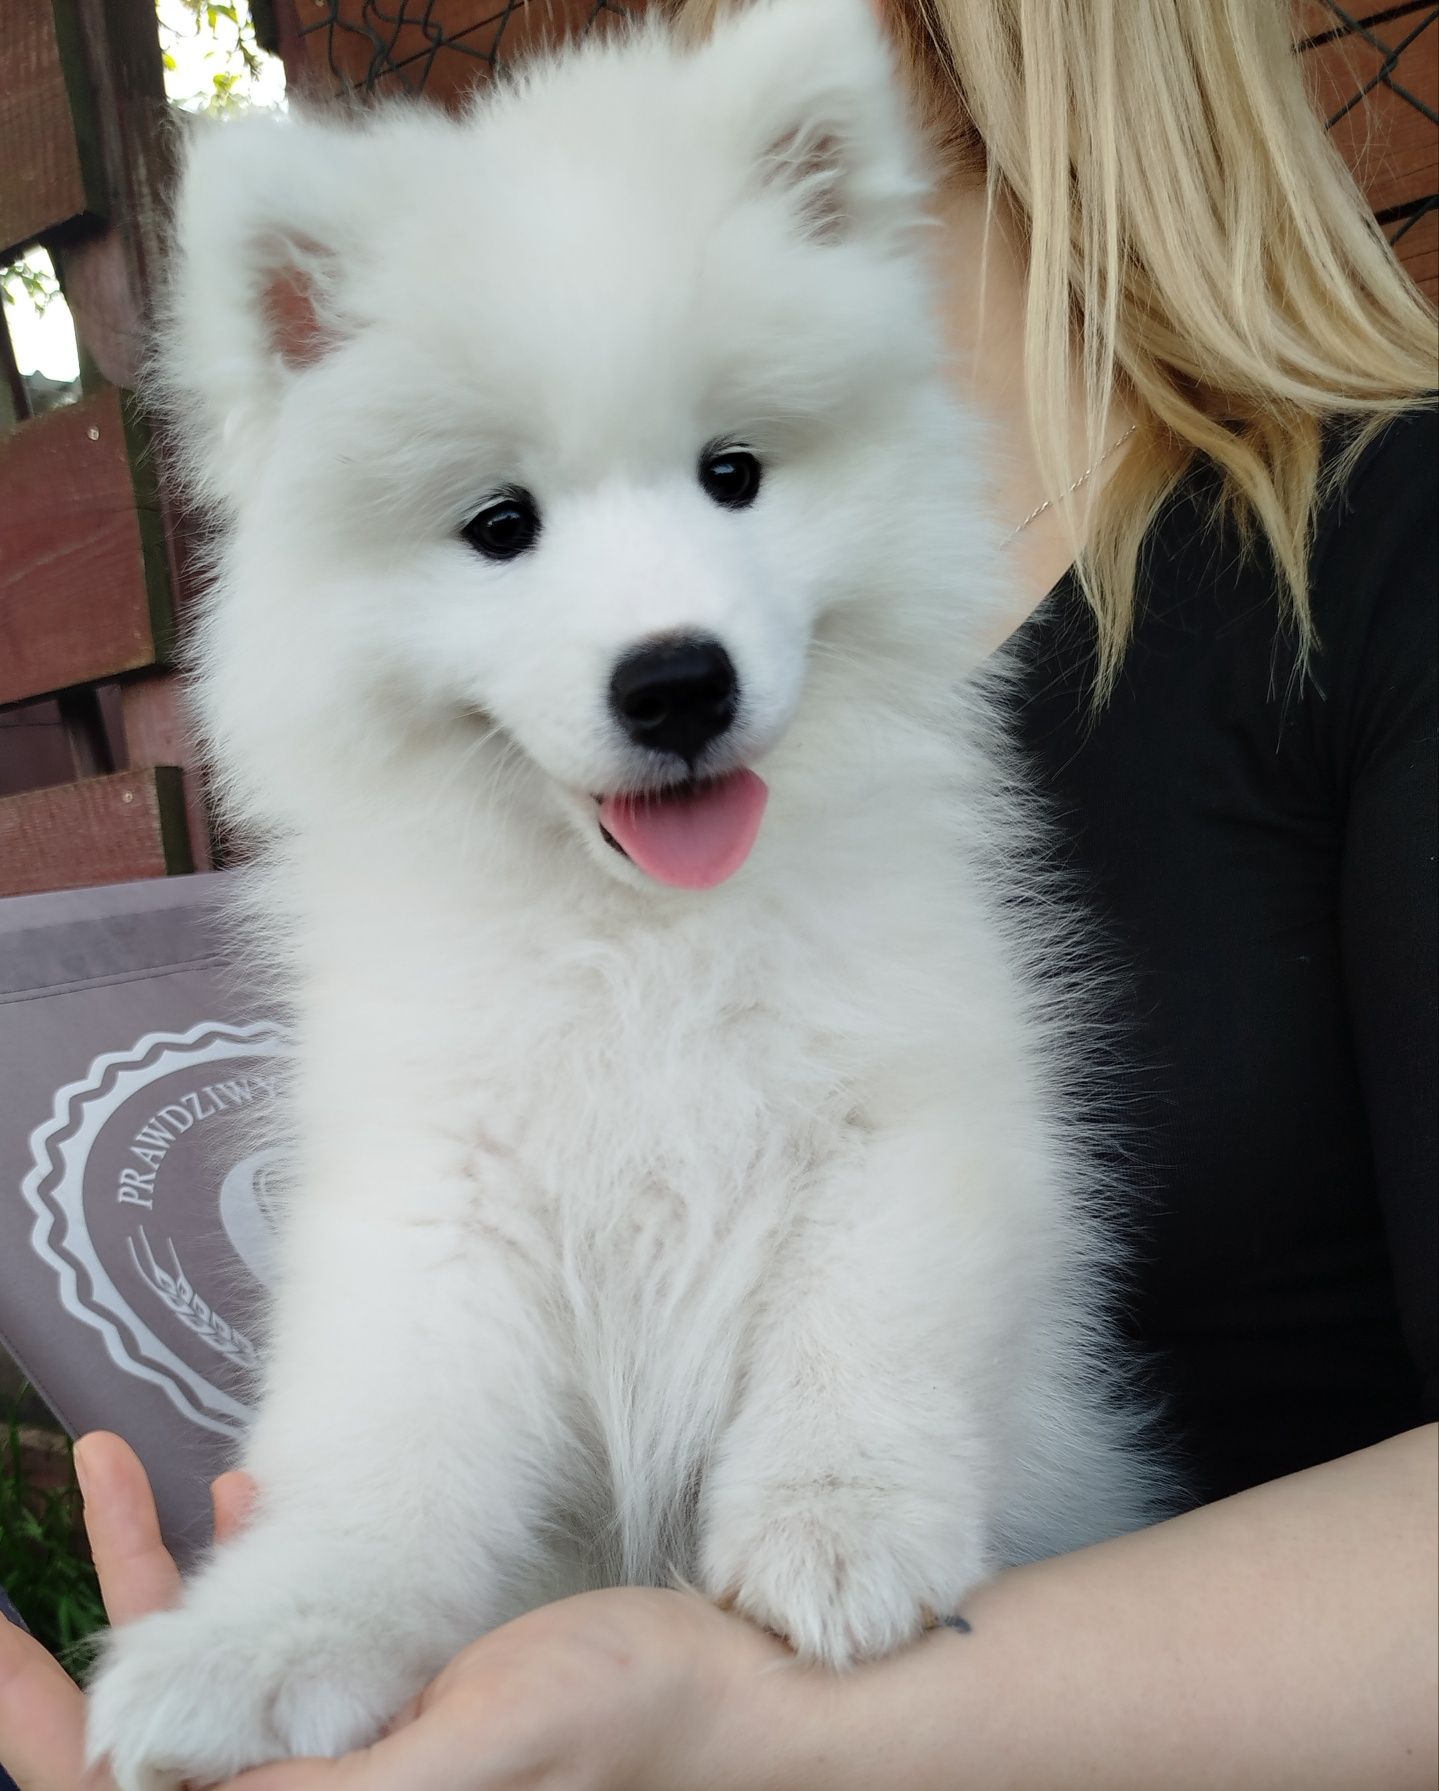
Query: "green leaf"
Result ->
[[0, 1387, 104, 1680]]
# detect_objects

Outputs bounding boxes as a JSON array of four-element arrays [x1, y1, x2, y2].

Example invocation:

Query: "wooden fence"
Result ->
[[0, 0, 1435, 899], [0, 0, 207, 895]]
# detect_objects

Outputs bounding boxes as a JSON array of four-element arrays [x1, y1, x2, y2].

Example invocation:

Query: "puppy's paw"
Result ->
[[87, 1601, 421, 1791], [701, 1479, 986, 1669]]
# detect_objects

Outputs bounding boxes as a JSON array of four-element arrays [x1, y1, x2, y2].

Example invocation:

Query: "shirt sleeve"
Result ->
[[1334, 408, 1439, 1415]]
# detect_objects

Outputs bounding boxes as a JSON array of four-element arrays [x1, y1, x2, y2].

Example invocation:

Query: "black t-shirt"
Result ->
[[1003, 406, 1438, 1507]]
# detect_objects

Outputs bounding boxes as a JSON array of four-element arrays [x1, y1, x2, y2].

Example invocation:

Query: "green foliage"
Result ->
[[0, 1392, 105, 1680], [159, 0, 268, 113], [1, 255, 59, 316]]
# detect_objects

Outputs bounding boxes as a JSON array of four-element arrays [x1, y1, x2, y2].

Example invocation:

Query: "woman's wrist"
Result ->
[[625, 1596, 839, 1791], [705, 1425, 1437, 1791]]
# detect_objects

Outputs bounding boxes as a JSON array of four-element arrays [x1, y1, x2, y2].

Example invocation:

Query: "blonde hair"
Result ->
[[676, 0, 1437, 693]]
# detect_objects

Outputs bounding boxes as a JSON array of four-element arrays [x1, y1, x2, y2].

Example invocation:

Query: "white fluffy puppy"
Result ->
[[88, 2, 1163, 1784]]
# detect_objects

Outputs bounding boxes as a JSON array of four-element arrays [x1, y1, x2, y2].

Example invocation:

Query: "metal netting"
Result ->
[[284, 2, 1436, 255], [293, 1, 641, 97], [1300, 2, 1437, 249]]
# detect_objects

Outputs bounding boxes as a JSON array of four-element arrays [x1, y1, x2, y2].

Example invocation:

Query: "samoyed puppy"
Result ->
[[88, 1, 1162, 1783]]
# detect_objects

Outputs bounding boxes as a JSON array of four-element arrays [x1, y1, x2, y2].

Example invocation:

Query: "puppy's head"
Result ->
[[167, 0, 981, 890]]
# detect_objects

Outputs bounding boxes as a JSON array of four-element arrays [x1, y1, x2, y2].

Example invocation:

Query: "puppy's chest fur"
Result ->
[[432, 955, 874, 1579], [452, 950, 866, 1303]]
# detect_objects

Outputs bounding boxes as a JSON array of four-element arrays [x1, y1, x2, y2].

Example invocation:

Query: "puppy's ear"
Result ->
[[697, 0, 928, 243], [157, 109, 377, 507]]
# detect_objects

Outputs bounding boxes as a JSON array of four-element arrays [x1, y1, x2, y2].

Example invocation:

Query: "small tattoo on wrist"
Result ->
[[940, 1614, 972, 1634]]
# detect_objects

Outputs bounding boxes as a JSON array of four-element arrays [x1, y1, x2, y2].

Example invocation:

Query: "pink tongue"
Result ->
[[599, 770, 768, 890]]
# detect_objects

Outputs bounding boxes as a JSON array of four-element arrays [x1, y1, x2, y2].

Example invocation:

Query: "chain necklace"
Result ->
[[1005, 422, 1139, 543]]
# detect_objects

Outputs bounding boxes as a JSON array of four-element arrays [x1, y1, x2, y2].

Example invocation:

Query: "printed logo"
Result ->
[[22, 1022, 286, 1436]]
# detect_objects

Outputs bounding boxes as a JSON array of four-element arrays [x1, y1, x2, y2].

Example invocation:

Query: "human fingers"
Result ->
[[220, 1728, 506, 1791], [0, 1608, 98, 1791], [219, 1751, 390, 1791], [211, 1469, 258, 1545], [75, 1433, 182, 1627], [214, 1681, 549, 1791]]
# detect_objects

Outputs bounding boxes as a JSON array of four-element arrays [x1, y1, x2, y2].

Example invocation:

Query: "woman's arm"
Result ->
[[220, 1426, 1436, 1791], [5, 1429, 1432, 1791], [772, 1423, 1438, 1791]]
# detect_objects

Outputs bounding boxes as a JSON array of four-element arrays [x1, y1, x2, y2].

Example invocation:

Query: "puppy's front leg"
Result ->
[[700, 1121, 1002, 1668], [88, 1180, 569, 1791]]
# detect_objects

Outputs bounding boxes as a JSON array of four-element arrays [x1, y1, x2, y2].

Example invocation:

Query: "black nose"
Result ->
[[608, 636, 739, 764]]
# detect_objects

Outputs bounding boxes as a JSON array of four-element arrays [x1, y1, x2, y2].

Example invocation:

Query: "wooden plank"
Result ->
[[0, 700, 74, 797], [116, 674, 192, 770], [282, 0, 635, 104], [54, 685, 116, 778], [58, 228, 147, 391], [51, 0, 207, 686], [0, 0, 94, 256], [0, 686, 126, 796], [0, 388, 172, 706], [0, 765, 192, 896], [1302, 21, 1438, 219], [121, 673, 214, 870], [51, 0, 171, 390], [251, 0, 300, 65], [1, 314, 29, 428], [1392, 200, 1438, 300]]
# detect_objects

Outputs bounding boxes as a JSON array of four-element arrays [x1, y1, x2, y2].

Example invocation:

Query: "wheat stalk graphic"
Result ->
[[128, 1230, 260, 1372]]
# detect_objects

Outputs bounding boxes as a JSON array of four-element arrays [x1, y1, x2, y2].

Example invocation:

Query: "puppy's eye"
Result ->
[[462, 491, 541, 561], [698, 448, 762, 510]]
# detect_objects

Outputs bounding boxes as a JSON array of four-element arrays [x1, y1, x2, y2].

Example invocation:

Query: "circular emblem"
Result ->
[[22, 1021, 286, 1436]]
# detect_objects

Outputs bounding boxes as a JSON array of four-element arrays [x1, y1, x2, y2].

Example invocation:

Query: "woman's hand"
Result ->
[[14, 1427, 1431, 1791], [1, 1438, 826, 1791], [0, 1432, 255, 1791], [227, 1585, 814, 1791]]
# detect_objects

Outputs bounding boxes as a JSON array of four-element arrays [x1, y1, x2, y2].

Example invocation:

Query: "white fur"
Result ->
[[87, 4, 1165, 1785]]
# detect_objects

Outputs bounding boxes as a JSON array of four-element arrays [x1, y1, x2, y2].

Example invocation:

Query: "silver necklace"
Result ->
[[1005, 422, 1139, 542]]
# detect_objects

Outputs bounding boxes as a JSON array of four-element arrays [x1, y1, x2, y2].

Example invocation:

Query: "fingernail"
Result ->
[[72, 1436, 93, 1503]]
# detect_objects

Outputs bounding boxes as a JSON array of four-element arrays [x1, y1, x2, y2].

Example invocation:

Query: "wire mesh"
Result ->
[[282, 2, 1435, 288], [293, 1, 641, 97], [1299, 2, 1437, 251]]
